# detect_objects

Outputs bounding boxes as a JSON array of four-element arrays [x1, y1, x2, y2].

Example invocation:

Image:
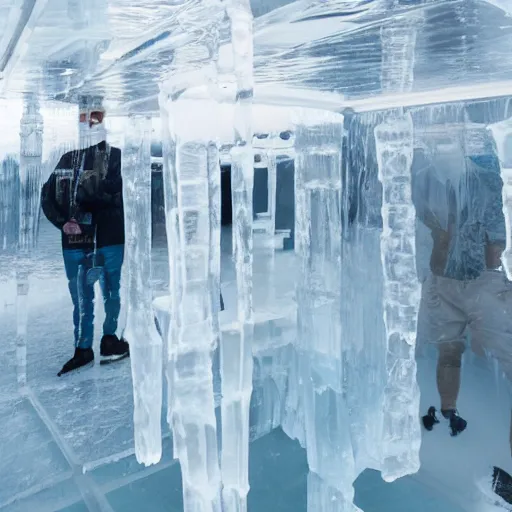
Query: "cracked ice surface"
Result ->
[[0, 397, 70, 509], [0, 219, 169, 486]]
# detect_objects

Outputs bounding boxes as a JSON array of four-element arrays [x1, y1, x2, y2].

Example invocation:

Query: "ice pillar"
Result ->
[[159, 93, 222, 512], [158, 91, 179, 444], [375, 9, 422, 481], [489, 119, 512, 279], [220, 1, 255, 510], [122, 115, 163, 466], [0, 156, 19, 252], [374, 113, 421, 481], [16, 93, 43, 390], [295, 114, 359, 512], [252, 144, 277, 308]]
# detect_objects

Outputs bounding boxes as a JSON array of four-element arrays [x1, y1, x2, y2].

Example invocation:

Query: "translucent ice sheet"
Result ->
[[2, 1, 512, 112], [0, 397, 70, 508]]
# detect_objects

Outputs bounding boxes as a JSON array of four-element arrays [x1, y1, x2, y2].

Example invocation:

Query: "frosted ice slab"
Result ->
[[0, 397, 71, 509]]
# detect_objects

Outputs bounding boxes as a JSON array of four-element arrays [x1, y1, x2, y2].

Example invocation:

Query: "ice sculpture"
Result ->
[[16, 93, 44, 390], [159, 96, 223, 512], [221, 2, 255, 511], [157, 0, 258, 509], [122, 115, 163, 466], [374, 113, 421, 482], [6, 1, 512, 511], [373, 7, 421, 483], [294, 112, 359, 512]]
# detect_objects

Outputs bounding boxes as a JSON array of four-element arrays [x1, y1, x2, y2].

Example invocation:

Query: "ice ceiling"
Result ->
[[1, 0, 512, 114]]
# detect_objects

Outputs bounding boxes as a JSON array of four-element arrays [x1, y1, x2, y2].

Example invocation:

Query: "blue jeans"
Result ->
[[96, 244, 124, 337], [63, 248, 95, 349]]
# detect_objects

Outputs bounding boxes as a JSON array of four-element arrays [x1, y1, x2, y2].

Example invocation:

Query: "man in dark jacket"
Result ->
[[41, 99, 128, 376]]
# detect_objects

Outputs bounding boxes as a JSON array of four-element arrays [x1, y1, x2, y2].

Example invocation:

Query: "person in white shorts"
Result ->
[[413, 145, 512, 505]]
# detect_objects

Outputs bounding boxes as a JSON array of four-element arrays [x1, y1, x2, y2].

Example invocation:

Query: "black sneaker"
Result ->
[[422, 406, 440, 431], [100, 334, 129, 365], [492, 467, 512, 507], [479, 466, 512, 509], [58, 347, 94, 376], [441, 409, 467, 437]]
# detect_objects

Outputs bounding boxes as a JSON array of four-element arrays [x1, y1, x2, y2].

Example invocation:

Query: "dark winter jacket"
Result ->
[[41, 141, 125, 250], [41, 151, 95, 250]]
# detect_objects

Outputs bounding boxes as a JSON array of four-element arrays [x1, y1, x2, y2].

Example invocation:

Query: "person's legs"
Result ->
[[437, 341, 466, 412], [62, 248, 94, 348], [421, 275, 468, 412], [77, 258, 95, 349], [63, 250, 81, 346], [97, 244, 124, 336]]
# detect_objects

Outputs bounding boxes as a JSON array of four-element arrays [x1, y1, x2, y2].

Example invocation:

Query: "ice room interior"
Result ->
[[2, 1, 512, 511]]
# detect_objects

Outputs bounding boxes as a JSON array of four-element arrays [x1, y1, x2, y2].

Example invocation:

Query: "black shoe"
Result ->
[[58, 347, 94, 376], [492, 466, 512, 506], [422, 406, 440, 431], [441, 409, 467, 436], [100, 334, 129, 365]]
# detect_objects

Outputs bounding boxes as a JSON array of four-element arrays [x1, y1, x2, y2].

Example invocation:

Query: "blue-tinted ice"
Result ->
[[2, 1, 512, 511]]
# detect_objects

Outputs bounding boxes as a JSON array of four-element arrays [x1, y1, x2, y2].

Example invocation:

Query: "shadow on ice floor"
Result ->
[[0, 220, 502, 512]]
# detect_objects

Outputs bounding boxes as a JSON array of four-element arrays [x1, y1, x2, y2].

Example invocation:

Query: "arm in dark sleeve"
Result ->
[[41, 171, 67, 230]]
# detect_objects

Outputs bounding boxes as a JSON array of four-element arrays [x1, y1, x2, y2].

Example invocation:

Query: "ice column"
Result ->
[[158, 92, 179, 443], [122, 115, 163, 466], [489, 118, 512, 279], [295, 115, 359, 512], [250, 144, 280, 434], [159, 93, 222, 512], [253, 143, 277, 308], [220, 1, 255, 510], [0, 156, 19, 252], [374, 114, 421, 481], [16, 93, 43, 390], [375, 9, 422, 481]]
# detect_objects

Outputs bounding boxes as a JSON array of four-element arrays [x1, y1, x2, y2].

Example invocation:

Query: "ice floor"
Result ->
[[0, 219, 508, 511]]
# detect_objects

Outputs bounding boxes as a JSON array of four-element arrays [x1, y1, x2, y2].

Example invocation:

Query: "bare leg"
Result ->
[[437, 341, 465, 413]]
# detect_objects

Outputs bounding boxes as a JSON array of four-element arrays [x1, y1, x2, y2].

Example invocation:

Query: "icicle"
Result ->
[[374, 112, 421, 482], [295, 111, 359, 512], [219, 1, 255, 511], [252, 137, 278, 327], [159, 13, 224, 503], [16, 93, 44, 392], [122, 115, 163, 466], [375, 3, 423, 482]]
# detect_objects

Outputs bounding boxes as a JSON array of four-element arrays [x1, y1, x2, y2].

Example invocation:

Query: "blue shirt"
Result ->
[[412, 152, 506, 281]]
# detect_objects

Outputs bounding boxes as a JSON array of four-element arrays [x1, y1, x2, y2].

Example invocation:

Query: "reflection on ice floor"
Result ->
[[0, 221, 506, 511]]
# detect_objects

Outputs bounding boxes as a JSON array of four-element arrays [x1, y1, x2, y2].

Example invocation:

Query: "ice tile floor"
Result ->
[[0, 219, 500, 511]]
